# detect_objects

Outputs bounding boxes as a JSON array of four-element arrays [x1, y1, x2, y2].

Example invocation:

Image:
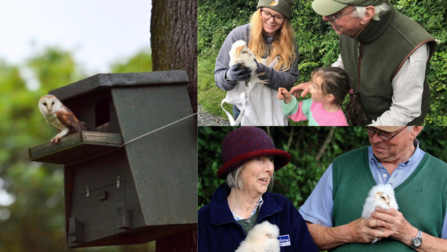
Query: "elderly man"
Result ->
[[291, 0, 437, 125], [299, 126, 447, 251]]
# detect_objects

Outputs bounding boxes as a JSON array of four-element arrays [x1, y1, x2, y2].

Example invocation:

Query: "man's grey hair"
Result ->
[[353, 2, 392, 21], [226, 164, 274, 190]]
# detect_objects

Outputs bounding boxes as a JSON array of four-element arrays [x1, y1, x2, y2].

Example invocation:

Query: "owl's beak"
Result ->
[[46, 104, 53, 114]]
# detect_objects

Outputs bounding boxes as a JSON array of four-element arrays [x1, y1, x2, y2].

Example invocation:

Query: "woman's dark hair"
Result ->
[[312, 67, 367, 126]]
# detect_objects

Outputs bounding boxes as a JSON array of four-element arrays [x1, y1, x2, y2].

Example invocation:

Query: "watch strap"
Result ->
[[410, 230, 422, 248]]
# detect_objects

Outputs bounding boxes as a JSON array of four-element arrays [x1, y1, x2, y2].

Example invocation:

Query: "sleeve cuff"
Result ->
[[282, 96, 299, 116], [299, 209, 333, 227]]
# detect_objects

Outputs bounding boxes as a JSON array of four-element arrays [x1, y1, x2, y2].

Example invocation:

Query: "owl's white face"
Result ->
[[232, 44, 255, 62], [39, 95, 63, 115], [374, 191, 392, 208]]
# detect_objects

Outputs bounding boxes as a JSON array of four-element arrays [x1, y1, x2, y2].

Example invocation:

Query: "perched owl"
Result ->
[[362, 184, 399, 219], [235, 221, 280, 252], [229, 40, 269, 87], [39, 95, 89, 144]]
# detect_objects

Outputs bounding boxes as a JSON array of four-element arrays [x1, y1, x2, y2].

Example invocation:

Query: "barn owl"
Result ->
[[39, 95, 89, 144], [229, 40, 269, 87], [235, 221, 280, 252], [362, 184, 399, 243]]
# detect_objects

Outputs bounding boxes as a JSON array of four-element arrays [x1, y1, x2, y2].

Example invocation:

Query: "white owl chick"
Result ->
[[39, 95, 89, 144], [235, 221, 280, 252], [229, 40, 269, 87], [362, 184, 399, 219]]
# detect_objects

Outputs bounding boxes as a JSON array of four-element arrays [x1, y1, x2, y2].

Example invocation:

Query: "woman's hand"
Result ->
[[277, 88, 292, 104], [290, 81, 311, 98], [226, 63, 251, 82]]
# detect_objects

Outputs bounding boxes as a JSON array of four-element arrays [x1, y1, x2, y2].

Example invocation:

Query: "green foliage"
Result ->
[[198, 0, 447, 125], [110, 48, 152, 73], [0, 47, 154, 251], [198, 0, 257, 55], [198, 127, 447, 211]]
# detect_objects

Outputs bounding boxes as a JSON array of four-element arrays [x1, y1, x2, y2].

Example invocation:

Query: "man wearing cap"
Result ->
[[291, 0, 437, 125], [198, 127, 319, 252], [299, 126, 447, 251]]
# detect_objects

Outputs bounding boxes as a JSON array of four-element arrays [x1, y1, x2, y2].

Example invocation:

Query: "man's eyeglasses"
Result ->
[[365, 127, 407, 141], [260, 8, 285, 24], [327, 9, 355, 22]]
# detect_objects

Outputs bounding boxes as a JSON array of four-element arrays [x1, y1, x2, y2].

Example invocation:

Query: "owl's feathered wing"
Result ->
[[56, 107, 89, 133]]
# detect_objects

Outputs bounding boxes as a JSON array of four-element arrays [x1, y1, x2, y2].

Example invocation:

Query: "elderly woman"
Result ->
[[198, 127, 318, 252], [215, 0, 299, 126]]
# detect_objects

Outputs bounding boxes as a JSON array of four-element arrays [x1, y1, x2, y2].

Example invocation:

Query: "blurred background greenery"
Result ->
[[0, 46, 153, 251], [198, 126, 447, 209], [198, 0, 447, 125]]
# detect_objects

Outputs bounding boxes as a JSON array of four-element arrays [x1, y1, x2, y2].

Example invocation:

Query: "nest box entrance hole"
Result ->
[[95, 99, 110, 128]]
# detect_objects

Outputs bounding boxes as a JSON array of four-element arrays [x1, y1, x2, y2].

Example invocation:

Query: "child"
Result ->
[[277, 67, 365, 126]]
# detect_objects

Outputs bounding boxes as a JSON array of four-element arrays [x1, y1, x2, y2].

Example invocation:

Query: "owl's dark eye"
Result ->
[[52, 102, 54, 105], [43, 102, 47, 106]]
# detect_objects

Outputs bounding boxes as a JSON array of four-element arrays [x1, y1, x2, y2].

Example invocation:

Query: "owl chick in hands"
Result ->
[[235, 221, 280, 252], [229, 40, 269, 87], [362, 184, 399, 243], [39, 95, 89, 144]]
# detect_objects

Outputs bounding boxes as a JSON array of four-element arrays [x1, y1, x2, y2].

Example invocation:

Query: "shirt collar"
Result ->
[[231, 197, 264, 221], [210, 183, 281, 225], [369, 139, 422, 168], [262, 34, 275, 44]]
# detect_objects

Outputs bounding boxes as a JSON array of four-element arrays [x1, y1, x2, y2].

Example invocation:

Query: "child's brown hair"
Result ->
[[311, 67, 367, 125]]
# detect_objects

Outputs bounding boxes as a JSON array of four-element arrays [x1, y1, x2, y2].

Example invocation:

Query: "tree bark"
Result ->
[[151, 0, 197, 113], [156, 229, 197, 252], [150, 1, 197, 251]]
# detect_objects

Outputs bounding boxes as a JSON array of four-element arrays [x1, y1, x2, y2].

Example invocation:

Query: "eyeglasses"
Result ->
[[260, 8, 285, 24], [327, 9, 355, 23], [365, 127, 407, 141]]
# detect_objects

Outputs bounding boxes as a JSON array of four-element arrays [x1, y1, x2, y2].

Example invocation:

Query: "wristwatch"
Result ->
[[410, 230, 422, 248]]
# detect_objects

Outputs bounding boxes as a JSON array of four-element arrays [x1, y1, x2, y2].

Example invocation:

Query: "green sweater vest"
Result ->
[[331, 147, 447, 252], [339, 4, 436, 125]]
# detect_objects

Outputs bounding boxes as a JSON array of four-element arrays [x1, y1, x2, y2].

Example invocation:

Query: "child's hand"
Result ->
[[277, 88, 293, 104]]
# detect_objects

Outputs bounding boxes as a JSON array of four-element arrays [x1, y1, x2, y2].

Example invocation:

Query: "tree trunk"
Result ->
[[151, 0, 197, 113], [150, 1, 197, 251], [156, 229, 197, 252]]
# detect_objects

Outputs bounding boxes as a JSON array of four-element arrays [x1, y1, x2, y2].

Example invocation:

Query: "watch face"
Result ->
[[414, 238, 422, 247]]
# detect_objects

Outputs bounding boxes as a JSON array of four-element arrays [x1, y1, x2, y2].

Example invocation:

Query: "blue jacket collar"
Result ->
[[210, 183, 282, 226]]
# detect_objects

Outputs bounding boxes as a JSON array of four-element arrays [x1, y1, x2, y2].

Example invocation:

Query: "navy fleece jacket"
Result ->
[[198, 183, 319, 252]]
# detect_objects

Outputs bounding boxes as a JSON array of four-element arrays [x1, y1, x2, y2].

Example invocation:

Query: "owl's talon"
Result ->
[[51, 136, 62, 144]]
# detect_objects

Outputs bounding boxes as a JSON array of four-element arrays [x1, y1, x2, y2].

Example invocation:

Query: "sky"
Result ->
[[0, 0, 151, 73]]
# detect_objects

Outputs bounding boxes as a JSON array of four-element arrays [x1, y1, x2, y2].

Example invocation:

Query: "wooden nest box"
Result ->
[[29, 71, 197, 248]]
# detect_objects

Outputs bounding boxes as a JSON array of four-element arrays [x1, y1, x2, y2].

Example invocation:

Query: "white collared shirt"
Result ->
[[332, 44, 429, 125]]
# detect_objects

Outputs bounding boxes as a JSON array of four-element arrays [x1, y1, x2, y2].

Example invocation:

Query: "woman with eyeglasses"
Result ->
[[215, 0, 299, 126]]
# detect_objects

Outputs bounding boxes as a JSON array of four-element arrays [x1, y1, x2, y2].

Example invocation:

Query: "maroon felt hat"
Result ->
[[217, 127, 291, 179]]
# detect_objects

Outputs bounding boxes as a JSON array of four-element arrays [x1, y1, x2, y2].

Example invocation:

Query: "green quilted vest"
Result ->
[[330, 147, 447, 252], [339, 4, 437, 125]]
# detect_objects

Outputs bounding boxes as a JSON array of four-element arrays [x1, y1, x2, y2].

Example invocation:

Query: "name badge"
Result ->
[[278, 235, 291, 247]]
